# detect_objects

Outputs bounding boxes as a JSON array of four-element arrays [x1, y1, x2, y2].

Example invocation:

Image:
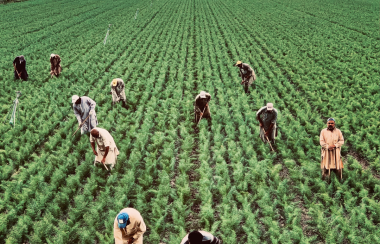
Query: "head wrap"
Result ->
[[112, 79, 118, 87], [51, 54, 55, 58], [327, 118, 335, 122], [199, 91, 207, 99], [19, 55, 25, 64], [71, 95, 79, 104], [267, 103, 274, 111]]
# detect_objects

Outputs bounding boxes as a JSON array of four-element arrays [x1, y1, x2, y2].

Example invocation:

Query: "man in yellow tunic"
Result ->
[[90, 127, 119, 170], [113, 208, 146, 244], [320, 118, 344, 180]]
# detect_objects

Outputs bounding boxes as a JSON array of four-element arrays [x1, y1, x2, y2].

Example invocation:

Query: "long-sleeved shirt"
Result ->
[[194, 93, 211, 114], [73, 96, 98, 134], [114, 208, 146, 244], [256, 106, 278, 131], [320, 127, 344, 169], [239, 63, 256, 80], [111, 78, 126, 102]]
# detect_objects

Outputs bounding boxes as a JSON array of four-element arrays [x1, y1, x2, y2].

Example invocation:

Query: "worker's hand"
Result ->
[[101, 157, 106, 164], [328, 145, 336, 150], [259, 123, 263, 127], [18, 73, 21, 77], [264, 131, 269, 137], [89, 110, 94, 115], [200, 112, 203, 116], [205, 104, 208, 107], [128, 238, 134, 244], [241, 80, 244, 84]]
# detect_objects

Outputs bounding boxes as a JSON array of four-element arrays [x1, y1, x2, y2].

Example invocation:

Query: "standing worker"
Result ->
[[320, 118, 344, 180], [13, 55, 28, 80], [110, 78, 127, 108], [90, 127, 119, 170], [256, 103, 278, 145], [194, 91, 211, 124], [180, 230, 221, 244], [50, 54, 62, 77], [114, 208, 146, 244], [72, 95, 98, 135], [233, 60, 256, 94]]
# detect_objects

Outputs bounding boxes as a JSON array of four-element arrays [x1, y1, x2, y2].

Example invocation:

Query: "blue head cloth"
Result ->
[[117, 212, 129, 228], [327, 118, 335, 122]]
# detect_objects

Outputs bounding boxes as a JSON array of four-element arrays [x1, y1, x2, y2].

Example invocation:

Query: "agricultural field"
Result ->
[[0, 0, 379, 243]]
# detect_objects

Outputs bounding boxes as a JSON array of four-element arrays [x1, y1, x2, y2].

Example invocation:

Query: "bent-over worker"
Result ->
[[194, 91, 211, 124], [72, 95, 98, 135], [320, 118, 344, 180], [256, 103, 278, 144], [180, 230, 221, 244], [110, 78, 127, 108], [50, 54, 62, 77], [233, 60, 256, 93], [13, 55, 28, 80], [114, 208, 146, 244], [90, 127, 119, 170]]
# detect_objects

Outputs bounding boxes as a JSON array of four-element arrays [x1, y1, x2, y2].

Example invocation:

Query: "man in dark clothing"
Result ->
[[13, 55, 28, 80], [256, 103, 278, 144], [233, 60, 256, 93], [194, 91, 211, 124], [180, 230, 221, 244]]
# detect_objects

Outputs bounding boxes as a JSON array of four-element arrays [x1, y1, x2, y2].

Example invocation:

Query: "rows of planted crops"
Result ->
[[0, 0, 379, 243]]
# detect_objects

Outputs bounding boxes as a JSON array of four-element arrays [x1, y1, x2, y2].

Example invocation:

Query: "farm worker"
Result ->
[[13, 55, 28, 80], [72, 95, 98, 135], [256, 103, 278, 144], [180, 230, 221, 244], [320, 118, 344, 180], [50, 53, 62, 77], [114, 208, 146, 244], [233, 60, 256, 94], [194, 91, 211, 124], [110, 78, 127, 108], [90, 127, 119, 169]]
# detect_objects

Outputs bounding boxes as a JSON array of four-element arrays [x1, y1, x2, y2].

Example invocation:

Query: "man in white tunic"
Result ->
[[114, 208, 146, 244], [320, 118, 344, 180], [90, 127, 119, 170]]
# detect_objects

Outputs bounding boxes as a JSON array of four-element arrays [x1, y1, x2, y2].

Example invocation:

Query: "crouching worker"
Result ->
[[13, 55, 28, 80], [90, 127, 119, 170], [320, 118, 344, 180], [72, 95, 98, 135], [110, 78, 127, 108], [50, 54, 62, 77], [256, 103, 278, 145], [114, 208, 146, 244], [194, 91, 211, 124], [180, 230, 221, 244]]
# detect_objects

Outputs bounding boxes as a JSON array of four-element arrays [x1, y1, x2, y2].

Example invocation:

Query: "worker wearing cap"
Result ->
[[320, 118, 344, 180], [114, 208, 146, 244], [13, 55, 28, 80], [233, 60, 256, 93], [180, 230, 221, 244], [50, 54, 62, 77], [110, 78, 127, 108], [256, 103, 278, 144], [72, 95, 98, 135], [194, 91, 211, 124], [90, 127, 119, 169]]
